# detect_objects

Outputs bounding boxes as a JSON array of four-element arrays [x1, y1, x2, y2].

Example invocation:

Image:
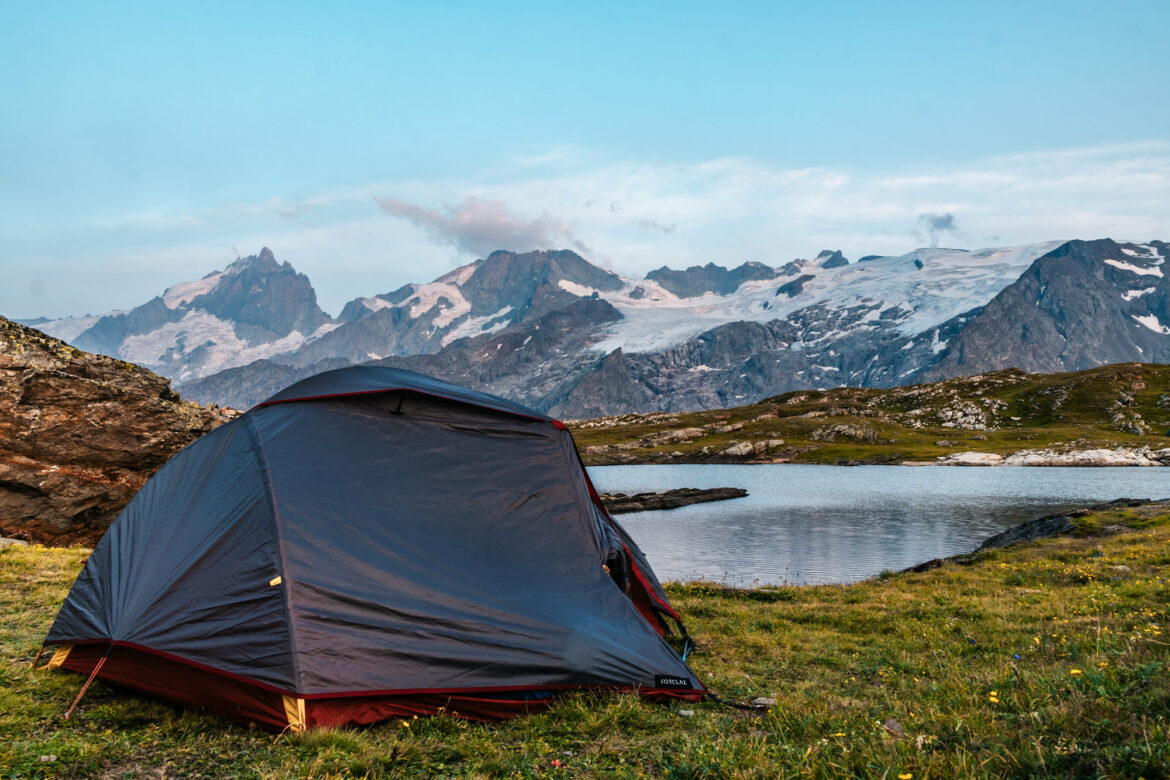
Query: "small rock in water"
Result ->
[[678, 709, 695, 717], [750, 697, 776, 707]]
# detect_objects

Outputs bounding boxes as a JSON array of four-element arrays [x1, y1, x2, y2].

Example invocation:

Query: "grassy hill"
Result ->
[[568, 362, 1170, 465], [2, 502, 1167, 778]]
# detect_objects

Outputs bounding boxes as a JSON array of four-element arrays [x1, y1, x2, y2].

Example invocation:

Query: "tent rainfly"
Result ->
[[38, 366, 703, 731]]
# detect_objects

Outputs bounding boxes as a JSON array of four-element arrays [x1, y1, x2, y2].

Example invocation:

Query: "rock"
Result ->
[[712, 421, 744, 434], [935, 452, 1005, 466], [678, 710, 695, 717], [0, 317, 232, 546], [645, 426, 706, 445], [977, 499, 1155, 550], [810, 424, 878, 443], [750, 696, 776, 707], [0, 537, 29, 548], [1003, 447, 1164, 467], [720, 442, 755, 457], [645, 261, 778, 298], [600, 487, 749, 514]]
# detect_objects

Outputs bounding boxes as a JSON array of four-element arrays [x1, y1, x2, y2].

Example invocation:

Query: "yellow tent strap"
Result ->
[[282, 696, 307, 734], [46, 644, 74, 669]]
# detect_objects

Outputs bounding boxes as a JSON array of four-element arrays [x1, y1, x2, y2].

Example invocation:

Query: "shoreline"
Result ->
[[586, 444, 1170, 468]]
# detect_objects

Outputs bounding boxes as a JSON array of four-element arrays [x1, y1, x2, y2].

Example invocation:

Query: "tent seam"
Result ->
[[245, 413, 304, 695]]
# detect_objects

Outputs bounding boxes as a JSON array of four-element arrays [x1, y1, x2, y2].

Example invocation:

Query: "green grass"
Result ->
[[2, 504, 1169, 778], [569, 362, 1170, 465]]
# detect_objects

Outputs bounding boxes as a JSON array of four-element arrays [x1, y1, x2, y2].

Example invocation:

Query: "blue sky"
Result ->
[[2, 0, 1168, 318]]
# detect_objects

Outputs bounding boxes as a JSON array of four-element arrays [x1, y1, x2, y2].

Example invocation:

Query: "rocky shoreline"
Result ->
[[905, 497, 1167, 574], [905, 445, 1170, 467], [599, 487, 749, 514]]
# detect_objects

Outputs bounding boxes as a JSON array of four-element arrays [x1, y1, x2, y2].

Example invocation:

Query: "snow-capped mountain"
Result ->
[[36, 248, 335, 381], [28, 238, 1170, 417]]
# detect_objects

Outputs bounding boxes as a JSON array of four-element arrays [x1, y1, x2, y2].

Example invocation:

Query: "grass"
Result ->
[[1, 503, 1168, 778], [568, 362, 1170, 465]]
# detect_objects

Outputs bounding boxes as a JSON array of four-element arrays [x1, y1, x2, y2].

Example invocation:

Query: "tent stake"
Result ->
[[63, 647, 110, 720], [29, 644, 45, 669]]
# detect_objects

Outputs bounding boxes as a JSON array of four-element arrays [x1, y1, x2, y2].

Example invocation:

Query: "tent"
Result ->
[[39, 366, 703, 731]]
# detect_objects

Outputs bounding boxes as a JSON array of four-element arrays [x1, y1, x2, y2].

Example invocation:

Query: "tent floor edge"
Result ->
[[51, 645, 703, 731], [55, 644, 290, 731]]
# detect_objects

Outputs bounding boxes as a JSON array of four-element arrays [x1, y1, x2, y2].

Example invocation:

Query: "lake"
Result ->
[[587, 464, 1170, 587]]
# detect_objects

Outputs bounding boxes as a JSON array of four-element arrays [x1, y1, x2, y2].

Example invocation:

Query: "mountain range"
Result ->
[[25, 238, 1170, 418]]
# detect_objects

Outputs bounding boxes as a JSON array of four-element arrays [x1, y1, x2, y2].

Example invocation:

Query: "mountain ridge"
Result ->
[[30, 238, 1170, 417]]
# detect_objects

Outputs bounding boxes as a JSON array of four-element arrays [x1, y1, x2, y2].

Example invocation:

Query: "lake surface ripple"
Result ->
[[587, 464, 1169, 587]]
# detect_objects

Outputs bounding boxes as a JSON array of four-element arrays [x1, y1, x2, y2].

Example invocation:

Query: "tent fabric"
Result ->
[[45, 366, 702, 729]]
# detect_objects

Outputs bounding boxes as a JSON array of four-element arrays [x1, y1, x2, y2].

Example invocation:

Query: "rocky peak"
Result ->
[[224, 246, 281, 275], [645, 261, 779, 298], [186, 248, 332, 338], [457, 249, 625, 317], [0, 316, 232, 545], [815, 250, 849, 269]]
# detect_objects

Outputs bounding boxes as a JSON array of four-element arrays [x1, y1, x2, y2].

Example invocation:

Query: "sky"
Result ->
[[2, 1, 1168, 319]]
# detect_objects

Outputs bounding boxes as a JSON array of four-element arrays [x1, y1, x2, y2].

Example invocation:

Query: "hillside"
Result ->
[[3, 501, 1167, 777], [568, 362, 1170, 466]]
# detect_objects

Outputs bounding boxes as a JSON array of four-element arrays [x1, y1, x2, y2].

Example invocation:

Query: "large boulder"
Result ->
[[0, 316, 232, 545]]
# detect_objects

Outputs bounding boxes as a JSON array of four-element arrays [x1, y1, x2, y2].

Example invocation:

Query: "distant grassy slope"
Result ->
[[2, 503, 1168, 777], [568, 362, 1170, 465]]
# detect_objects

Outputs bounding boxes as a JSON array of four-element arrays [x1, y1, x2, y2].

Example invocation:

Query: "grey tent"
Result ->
[[40, 366, 703, 730]]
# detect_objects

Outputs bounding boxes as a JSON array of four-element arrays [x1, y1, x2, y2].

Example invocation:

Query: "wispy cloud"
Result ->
[[374, 195, 590, 257], [5, 141, 1168, 319]]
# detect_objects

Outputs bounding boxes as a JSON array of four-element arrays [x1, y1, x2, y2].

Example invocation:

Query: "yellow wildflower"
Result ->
[[1069, 668, 1083, 676], [899, 774, 914, 780]]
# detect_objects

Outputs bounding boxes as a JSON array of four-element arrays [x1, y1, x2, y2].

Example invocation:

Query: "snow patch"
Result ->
[[119, 310, 312, 381], [1132, 314, 1170, 335], [36, 315, 101, 343], [1121, 245, 1160, 260], [162, 271, 226, 309], [359, 296, 395, 313], [1104, 259, 1163, 278], [558, 279, 598, 297], [439, 305, 513, 346], [405, 282, 471, 327], [1122, 287, 1156, 302]]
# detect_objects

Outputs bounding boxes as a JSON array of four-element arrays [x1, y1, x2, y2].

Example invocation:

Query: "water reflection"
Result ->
[[588, 464, 1168, 586]]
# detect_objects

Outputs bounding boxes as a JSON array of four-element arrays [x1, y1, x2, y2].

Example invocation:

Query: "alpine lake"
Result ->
[[587, 463, 1170, 587]]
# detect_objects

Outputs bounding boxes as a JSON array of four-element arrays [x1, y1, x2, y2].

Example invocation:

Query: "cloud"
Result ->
[[916, 212, 965, 246], [8, 140, 1167, 319], [375, 195, 589, 257], [638, 219, 677, 234]]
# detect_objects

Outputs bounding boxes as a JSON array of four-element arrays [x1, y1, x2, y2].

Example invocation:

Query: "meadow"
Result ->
[[1, 501, 1167, 778]]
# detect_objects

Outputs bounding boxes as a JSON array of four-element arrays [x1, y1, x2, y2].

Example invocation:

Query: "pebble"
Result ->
[[750, 697, 776, 707], [678, 709, 695, 717]]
